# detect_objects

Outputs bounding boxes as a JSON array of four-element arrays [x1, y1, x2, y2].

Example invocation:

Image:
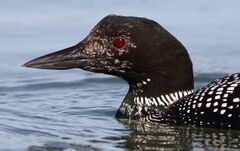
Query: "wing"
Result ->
[[143, 73, 240, 129]]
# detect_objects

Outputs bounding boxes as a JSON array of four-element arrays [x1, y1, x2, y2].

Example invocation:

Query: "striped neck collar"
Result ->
[[134, 90, 193, 107], [116, 89, 193, 119]]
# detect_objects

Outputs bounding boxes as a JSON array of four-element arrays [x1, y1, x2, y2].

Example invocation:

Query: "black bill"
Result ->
[[23, 44, 93, 70]]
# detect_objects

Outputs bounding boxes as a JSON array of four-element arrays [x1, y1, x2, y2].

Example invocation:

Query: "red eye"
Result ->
[[113, 37, 126, 48]]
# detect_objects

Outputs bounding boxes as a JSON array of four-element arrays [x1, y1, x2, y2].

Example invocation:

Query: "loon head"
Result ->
[[24, 15, 194, 118]]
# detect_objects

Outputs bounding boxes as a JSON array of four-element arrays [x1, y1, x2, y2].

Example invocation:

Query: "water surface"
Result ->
[[0, 0, 240, 150]]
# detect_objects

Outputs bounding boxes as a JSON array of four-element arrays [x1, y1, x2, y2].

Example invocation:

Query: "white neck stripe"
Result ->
[[134, 90, 194, 107]]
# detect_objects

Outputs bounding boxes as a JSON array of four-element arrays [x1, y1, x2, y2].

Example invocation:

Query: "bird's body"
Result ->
[[24, 15, 240, 129], [142, 73, 240, 129]]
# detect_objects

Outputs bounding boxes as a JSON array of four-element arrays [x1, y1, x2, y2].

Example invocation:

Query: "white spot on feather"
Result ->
[[233, 98, 240, 103], [207, 98, 212, 102], [206, 102, 211, 108], [198, 103, 202, 108], [220, 110, 226, 115], [213, 102, 218, 106], [227, 87, 235, 91], [215, 95, 221, 100], [222, 103, 227, 107]]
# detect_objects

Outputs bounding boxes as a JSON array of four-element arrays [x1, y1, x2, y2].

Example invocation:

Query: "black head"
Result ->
[[24, 15, 193, 97]]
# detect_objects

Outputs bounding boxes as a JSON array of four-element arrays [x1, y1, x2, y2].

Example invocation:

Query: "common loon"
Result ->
[[23, 15, 240, 129]]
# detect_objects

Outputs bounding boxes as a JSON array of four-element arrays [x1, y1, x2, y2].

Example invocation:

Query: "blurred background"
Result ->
[[0, 0, 240, 151], [1, 0, 240, 73]]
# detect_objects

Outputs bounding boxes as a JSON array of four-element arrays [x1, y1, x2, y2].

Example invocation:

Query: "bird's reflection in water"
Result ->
[[28, 120, 240, 151], [120, 120, 240, 151]]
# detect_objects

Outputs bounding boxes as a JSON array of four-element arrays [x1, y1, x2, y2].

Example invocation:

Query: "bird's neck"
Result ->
[[116, 74, 193, 119]]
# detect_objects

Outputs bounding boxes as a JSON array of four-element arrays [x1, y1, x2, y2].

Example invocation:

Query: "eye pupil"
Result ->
[[113, 37, 126, 48]]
